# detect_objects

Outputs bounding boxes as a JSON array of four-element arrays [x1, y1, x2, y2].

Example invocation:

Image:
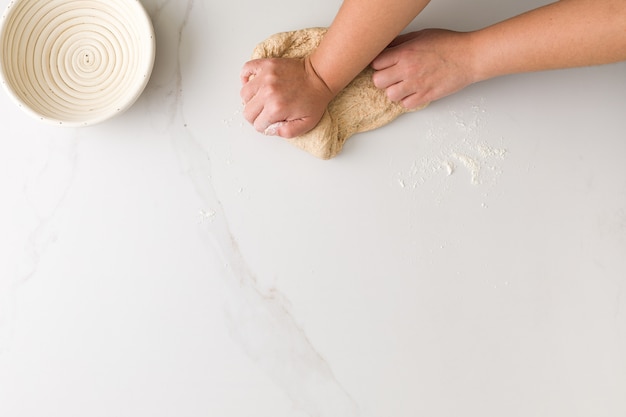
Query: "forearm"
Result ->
[[310, 0, 431, 95], [470, 0, 626, 82]]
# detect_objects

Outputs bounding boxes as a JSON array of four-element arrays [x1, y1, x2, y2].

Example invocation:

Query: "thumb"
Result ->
[[278, 118, 322, 139], [265, 118, 318, 139]]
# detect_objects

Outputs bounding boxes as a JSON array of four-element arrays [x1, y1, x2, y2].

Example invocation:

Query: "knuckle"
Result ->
[[281, 126, 299, 139], [371, 72, 382, 88], [253, 120, 267, 133], [386, 88, 401, 103], [242, 108, 255, 124]]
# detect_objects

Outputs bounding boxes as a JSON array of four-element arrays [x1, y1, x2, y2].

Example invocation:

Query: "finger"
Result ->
[[240, 59, 262, 84], [242, 94, 264, 127], [253, 116, 271, 135], [263, 121, 284, 136], [400, 93, 430, 110], [240, 80, 258, 105], [372, 66, 402, 90], [252, 107, 286, 135], [259, 117, 317, 139], [371, 50, 396, 71], [384, 81, 413, 103], [387, 31, 422, 48], [274, 119, 314, 138], [371, 46, 405, 71]]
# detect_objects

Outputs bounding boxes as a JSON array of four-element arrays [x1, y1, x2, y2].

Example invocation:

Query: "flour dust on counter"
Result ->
[[395, 98, 508, 202], [222, 107, 245, 129]]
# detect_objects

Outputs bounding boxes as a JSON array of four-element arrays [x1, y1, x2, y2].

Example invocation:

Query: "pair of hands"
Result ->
[[240, 29, 476, 138]]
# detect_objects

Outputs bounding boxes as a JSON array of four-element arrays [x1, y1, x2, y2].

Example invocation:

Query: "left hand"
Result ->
[[240, 57, 334, 138], [371, 29, 478, 109]]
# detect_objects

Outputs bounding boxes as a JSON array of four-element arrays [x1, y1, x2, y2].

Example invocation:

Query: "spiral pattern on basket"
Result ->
[[0, 0, 154, 125]]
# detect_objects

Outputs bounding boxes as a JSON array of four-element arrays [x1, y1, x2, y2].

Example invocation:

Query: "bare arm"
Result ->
[[240, 0, 430, 138], [473, 0, 626, 80], [310, 0, 431, 94], [372, 0, 626, 108]]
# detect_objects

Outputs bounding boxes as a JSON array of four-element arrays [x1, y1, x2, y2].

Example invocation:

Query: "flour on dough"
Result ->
[[251, 27, 428, 160]]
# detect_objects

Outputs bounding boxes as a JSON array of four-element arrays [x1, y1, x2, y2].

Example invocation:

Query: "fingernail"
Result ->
[[264, 122, 283, 136]]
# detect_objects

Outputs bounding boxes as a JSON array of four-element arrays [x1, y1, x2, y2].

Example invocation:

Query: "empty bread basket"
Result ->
[[0, 0, 155, 126]]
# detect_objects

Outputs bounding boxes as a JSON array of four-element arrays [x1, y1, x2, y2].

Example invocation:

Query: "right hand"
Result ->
[[371, 29, 478, 109]]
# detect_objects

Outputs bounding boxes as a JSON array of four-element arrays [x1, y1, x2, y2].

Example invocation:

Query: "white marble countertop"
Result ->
[[1, 0, 625, 416]]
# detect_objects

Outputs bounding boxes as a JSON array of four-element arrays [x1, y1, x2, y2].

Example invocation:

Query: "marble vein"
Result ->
[[1, 133, 80, 353], [143, 1, 359, 415]]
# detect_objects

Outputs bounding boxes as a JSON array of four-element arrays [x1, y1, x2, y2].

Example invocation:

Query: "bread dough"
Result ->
[[251, 27, 428, 159]]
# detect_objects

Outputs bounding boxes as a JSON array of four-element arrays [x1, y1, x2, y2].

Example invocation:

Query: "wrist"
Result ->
[[304, 55, 337, 101], [465, 30, 494, 84]]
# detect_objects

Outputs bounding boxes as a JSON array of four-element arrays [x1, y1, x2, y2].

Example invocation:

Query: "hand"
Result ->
[[371, 29, 477, 109], [240, 57, 334, 138]]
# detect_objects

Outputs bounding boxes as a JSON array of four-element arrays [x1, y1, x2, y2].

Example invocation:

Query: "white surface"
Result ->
[[1, 0, 625, 416]]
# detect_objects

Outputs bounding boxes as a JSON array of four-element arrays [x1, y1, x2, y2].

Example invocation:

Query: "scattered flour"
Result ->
[[453, 153, 481, 185], [222, 108, 244, 128], [396, 98, 508, 192], [199, 209, 216, 223]]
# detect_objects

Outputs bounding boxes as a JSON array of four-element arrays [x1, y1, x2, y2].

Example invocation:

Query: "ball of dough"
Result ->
[[251, 27, 427, 159]]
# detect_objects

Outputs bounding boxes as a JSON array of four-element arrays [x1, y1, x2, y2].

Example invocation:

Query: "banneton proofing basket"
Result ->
[[0, 0, 155, 126]]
